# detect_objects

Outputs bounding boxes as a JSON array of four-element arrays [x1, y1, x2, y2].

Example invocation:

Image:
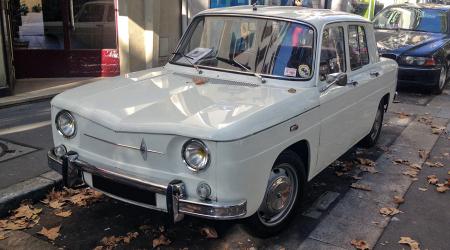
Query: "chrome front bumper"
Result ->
[[47, 148, 246, 222]]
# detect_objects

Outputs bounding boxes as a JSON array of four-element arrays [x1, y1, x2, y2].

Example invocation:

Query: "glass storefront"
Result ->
[[11, 0, 119, 78]]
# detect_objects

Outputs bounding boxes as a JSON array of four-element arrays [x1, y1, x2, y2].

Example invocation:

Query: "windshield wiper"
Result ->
[[216, 56, 266, 84], [172, 51, 202, 74]]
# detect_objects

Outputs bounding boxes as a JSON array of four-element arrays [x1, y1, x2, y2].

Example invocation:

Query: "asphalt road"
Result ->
[[0, 90, 442, 249], [0, 100, 52, 189]]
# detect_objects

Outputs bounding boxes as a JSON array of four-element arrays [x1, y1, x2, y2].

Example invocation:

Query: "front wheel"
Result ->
[[360, 101, 384, 148], [243, 150, 306, 238], [432, 65, 447, 94]]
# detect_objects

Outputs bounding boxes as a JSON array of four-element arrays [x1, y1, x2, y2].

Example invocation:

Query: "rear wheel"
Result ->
[[360, 101, 384, 148], [243, 150, 306, 238], [432, 65, 447, 94]]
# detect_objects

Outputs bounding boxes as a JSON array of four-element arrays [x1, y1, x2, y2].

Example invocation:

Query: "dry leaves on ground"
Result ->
[[350, 183, 372, 191], [417, 116, 433, 126], [429, 161, 444, 168], [200, 226, 218, 239], [0, 204, 42, 232], [0, 232, 8, 240], [418, 187, 428, 192], [153, 234, 171, 248], [393, 196, 405, 204], [397, 112, 411, 119], [418, 150, 429, 160], [427, 175, 439, 185], [38, 225, 61, 241], [436, 184, 449, 193], [403, 169, 419, 178], [42, 188, 103, 209], [398, 236, 420, 250], [96, 232, 139, 250], [55, 210, 72, 218], [350, 239, 370, 250], [379, 207, 401, 216], [393, 159, 410, 165], [357, 158, 376, 167]]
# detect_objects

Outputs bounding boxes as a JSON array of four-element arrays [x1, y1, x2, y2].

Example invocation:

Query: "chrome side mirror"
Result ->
[[326, 72, 347, 87]]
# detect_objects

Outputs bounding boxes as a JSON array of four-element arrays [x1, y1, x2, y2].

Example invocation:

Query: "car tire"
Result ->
[[360, 101, 384, 148], [432, 65, 447, 95], [243, 150, 306, 238]]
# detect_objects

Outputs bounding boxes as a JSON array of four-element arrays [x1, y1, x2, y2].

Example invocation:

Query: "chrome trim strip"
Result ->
[[84, 134, 165, 155], [179, 199, 247, 220]]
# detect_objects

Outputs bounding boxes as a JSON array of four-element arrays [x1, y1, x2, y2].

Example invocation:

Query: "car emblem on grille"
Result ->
[[140, 139, 147, 161]]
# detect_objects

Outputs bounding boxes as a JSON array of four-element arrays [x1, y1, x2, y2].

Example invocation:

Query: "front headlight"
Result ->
[[402, 56, 436, 66], [55, 110, 77, 138], [182, 139, 210, 172]]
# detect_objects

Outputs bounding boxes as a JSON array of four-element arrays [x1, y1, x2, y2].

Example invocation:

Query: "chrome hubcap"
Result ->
[[439, 67, 446, 90], [371, 108, 382, 140], [258, 163, 298, 226]]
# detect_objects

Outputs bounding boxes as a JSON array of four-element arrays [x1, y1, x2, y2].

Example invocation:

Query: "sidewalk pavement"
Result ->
[[0, 77, 100, 108]]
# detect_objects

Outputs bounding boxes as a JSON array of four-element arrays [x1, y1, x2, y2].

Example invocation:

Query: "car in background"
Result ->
[[373, 4, 450, 94]]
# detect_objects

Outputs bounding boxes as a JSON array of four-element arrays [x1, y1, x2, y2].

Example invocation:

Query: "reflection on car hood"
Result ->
[[375, 29, 448, 55], [51, 67, 319, 141]]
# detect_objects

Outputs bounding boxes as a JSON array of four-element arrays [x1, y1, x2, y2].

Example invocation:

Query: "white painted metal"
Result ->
[[50, 7, 397, 218]]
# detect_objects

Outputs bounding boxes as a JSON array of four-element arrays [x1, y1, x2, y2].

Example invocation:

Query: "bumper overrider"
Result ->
[[47, 148, 247, 222]]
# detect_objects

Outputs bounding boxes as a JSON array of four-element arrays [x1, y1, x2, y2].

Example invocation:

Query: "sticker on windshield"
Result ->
[[298, 64, 311, 78], [284, 67, 297, 77]]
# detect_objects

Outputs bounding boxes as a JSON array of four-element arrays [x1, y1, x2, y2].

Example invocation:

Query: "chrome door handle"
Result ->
[[349, 80, 359, 86], [370, 71, 380, 77]]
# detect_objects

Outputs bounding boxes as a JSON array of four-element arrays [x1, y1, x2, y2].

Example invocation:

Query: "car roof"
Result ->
[[198, 6, 370, 28], [385, 3, 450, 11]]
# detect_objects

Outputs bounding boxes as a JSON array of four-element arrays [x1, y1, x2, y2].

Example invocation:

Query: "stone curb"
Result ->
[[0, 171, 62, 217]]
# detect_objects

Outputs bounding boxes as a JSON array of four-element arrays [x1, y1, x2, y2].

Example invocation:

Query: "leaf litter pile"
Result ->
[[0, 187, 103, 242]]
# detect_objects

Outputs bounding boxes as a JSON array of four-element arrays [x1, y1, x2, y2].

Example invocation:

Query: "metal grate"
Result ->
[[92, 174, 157, 206], [207, 78, 259, 88]]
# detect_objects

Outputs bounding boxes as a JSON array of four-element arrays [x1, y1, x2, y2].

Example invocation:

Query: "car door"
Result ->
[[315, 23, 378, 174]]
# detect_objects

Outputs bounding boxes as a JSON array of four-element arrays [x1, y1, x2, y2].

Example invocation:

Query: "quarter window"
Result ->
[[348, 25, 370, 70], [320, 26, 346, 81]]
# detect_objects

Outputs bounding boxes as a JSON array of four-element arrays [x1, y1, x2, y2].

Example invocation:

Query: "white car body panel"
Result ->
[[50, 6, 398, 218]]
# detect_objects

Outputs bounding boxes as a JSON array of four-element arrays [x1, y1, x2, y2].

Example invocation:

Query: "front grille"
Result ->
[[381, 53, 398, 61], [92, 174, 157, 206]]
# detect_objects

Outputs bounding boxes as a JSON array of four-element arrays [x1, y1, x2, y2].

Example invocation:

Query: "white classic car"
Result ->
[[48, 6, 398, 237]]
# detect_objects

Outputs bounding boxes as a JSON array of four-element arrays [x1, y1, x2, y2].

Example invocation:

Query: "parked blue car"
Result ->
[[374, 4, 450, 94]]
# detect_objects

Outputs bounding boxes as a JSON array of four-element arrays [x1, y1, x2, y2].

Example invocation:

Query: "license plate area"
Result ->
[[92, 174, 157, 206]]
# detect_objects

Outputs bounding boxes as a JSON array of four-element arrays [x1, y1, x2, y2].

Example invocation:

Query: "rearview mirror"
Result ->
[[326, 72, 347, 87]]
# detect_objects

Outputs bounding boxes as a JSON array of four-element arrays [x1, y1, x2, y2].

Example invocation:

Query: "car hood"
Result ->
[[51, 68, 318, 141], [375, 29, 448, 56]]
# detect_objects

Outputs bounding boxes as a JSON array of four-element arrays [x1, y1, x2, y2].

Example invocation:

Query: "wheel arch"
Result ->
[[279, 139, 310, 179]]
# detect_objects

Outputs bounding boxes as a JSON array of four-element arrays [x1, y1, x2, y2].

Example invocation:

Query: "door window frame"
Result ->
[[318, 23, 347, 82], [346, 23, 371, 71]]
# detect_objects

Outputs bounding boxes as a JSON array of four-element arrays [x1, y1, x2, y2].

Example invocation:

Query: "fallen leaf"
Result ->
[[430, 161, 444, 168], [431, 127, 444, 134], [123, 232, 139, 244], [380, 207, 400, 216], [358, 165, 379, 174], [351, 239, 370, 250], [0, 232, 8, 240], [49, 200, 65, 209], [418, 187, 428, 191], [436, 185, 449, 193], [393, 196, 405, 204], [397, 112, 410, 119], [38, 225, 61, 241], [409, 163, 422, 170], [418, 116, 433, 125], [393, 159, 410, 165], [335, 171, 344, 177], [153, 234, 171, 248], [398, 236, 420, 250], [427, 175, 439, 185], [357, 158, 376, 167], [350, 183, 372, 191], [55, 210, 72, 218], [418, 150, 429, 160], [402, 169, 419, 178], [100, 235, 121, 249], [200, 226, 218, 239], [13, 204, 42, 219]]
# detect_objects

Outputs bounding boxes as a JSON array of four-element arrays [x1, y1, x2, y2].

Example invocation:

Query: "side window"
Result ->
[[348, 25, 369, 70], [320, 26, 346, 81]]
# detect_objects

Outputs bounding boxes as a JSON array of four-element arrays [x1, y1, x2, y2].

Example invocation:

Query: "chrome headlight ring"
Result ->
[[55, 110, 77, 139], [182, 139, 210, 172]]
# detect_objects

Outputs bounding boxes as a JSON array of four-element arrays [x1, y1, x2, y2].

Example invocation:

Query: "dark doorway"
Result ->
[[10, 0, 120, 78]]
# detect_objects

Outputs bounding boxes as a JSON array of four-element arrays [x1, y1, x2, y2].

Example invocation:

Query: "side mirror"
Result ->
[[326, 72, 347, 87]]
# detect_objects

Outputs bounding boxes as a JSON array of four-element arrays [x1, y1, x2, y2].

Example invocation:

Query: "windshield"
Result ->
[[373, 7, 448, 33], [171, 16, 315, 80]]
